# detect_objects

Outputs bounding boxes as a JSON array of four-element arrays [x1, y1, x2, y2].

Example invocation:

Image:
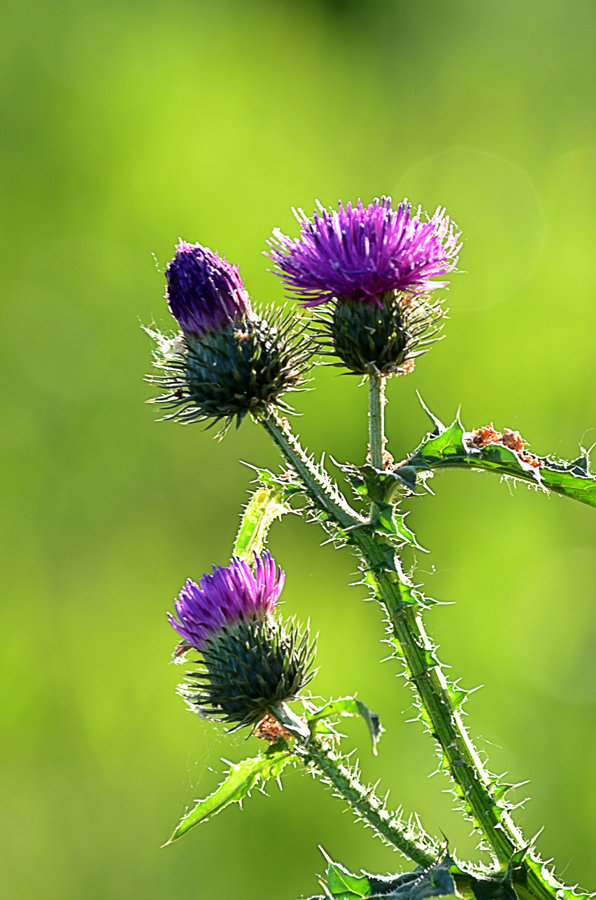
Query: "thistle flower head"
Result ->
[[166, 240, 251, 336], [168, 552, 315, 728], [149, 241, 311, 432], [267, 197, 460, 308], [168, 552, 284, 651]]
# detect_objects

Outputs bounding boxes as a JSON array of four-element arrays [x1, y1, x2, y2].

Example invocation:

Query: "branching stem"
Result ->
[[261, 414, 558, 900], [261, 412, 365, 528]]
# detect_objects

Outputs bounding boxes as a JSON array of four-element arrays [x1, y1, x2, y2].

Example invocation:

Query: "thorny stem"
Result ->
[[303, 740, 438, 867], [354, 535, 527, 864], [270, 702, 437, 868], [261, 412, 365, 529], [261, 415, 559, 900]]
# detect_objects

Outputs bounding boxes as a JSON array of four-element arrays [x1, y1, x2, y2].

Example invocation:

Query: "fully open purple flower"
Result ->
[[168, 551, 285, 651], [166, 240, 251, 336], [267, 197, 461, 307]]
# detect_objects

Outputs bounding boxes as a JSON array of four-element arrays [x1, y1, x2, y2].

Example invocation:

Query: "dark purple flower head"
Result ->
[[267, 197, 461, 307], [166, 241, 251, 336], [168, 551, 285, 651]]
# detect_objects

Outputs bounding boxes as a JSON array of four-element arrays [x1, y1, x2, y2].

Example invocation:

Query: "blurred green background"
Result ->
[[2, 1, 596, 897]]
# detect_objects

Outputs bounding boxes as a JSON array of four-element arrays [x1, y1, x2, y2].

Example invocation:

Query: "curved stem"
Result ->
[[270, 702, 437, 867], [263, 414, 518, 861], [339, 532, 559, 900], [260, 416, 559, 900], [353, 529, 524, 861], [302, 739, 437, 867]]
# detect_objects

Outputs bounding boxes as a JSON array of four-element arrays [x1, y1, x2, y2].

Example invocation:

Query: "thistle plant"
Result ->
[[147, 197, 595, 900]]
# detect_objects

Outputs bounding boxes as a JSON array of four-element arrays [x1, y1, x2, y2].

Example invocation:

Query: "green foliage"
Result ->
[[404, 410, 596, 507], [307, 854, 458, 900], [338, 460, 426, 548], [325, 856, 372, 897], [233, 483, 291, 561], [304, 696, 383, 755], [165, 749, 294, 844]]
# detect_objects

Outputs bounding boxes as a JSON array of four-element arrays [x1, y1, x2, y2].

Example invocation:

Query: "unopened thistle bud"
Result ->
[[168, 552, 315, 729], [149, 241, 310, 432], [267, 197, 461, 376]]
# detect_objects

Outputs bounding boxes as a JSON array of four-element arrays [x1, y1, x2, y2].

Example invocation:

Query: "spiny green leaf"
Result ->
[[247, 465, 304, 501], [408, 418, 466, 468], [233, 484, 290, 561], [386, 465, 419, 494], [423, 649, 440, 670], [405, 409, 596, 508], [325, 857, 371, 897], [354, 699, 382, 755], [450, 690, 469, 710], [356, 537, 399, 578], [391, 512, 426, 550], [305, 697, 382, 754], [369, 503, 427, 551], [165, 750, 293, 844]]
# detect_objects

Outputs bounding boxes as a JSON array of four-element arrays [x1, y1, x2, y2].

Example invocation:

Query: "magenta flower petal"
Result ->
[[168, 551, 285, 651], [267, 197, 461, 307]]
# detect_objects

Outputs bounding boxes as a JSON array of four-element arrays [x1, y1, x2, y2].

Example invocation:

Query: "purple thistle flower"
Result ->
[[168, 551, 285, 651], [166, 240, 252, 336], [167, 551, 314, 728], [267, 197, 461, 307]]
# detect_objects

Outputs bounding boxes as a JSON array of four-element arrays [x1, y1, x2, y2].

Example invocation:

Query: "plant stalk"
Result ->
[[261, 415, 558, 900], [260, 412, 364, 528], [368, 372, 386, 470], [270, 702, 437, 867], [304, 739, 438, 867]]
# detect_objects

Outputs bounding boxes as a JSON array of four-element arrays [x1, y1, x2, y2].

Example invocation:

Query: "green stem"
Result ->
[[261, 412, 365, 529], [303, 739, 437, 867], [351, 530, 524, 859], [368, 372, 386, 470], [260, 417, 558, 900], [270, 702, 437, 867], [263, 415, 514, 858]]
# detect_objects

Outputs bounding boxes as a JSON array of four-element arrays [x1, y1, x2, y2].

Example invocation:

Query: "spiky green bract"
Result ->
[[180, 615, 316, 729], [313, 291, 442, 376], [147, 305, 311, 433]]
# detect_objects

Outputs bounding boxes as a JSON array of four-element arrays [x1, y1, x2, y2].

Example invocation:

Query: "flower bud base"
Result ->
[[181, 616, 315, 729]]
